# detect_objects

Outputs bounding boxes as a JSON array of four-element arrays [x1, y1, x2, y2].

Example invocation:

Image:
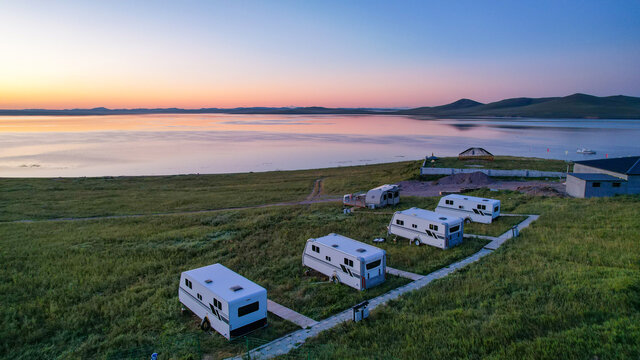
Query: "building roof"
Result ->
[[574, 156, 640, 175], [441, 194, 500, 205], [459, 147, 493, 156], [312, 233, 385, 261], [182, 263, 266, 302], [396, 207, 463, 225], [568, 173, 625, 181]]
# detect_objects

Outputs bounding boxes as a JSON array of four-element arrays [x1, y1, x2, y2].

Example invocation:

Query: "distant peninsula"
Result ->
[[2, 93, 640, 119]]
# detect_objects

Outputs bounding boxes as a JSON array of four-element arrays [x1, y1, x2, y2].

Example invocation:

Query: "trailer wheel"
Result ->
[[413, 239, 421, 246], [201, 318, 211, 331]]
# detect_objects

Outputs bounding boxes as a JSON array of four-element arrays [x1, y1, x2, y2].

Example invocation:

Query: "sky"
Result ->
[[1, 0, 640, 109]]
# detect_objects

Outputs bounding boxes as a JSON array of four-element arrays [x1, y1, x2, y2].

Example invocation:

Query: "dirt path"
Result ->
[[2, 179, 337, 224], [305, 179, 324, 201], [398, 179, 565, 197], [2, 199, 341, 224]]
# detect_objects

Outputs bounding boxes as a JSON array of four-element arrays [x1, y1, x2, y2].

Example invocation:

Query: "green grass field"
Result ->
[[297, 192, 640, 359], [424, 155, 568, 172], [2, 160, 639, 359]]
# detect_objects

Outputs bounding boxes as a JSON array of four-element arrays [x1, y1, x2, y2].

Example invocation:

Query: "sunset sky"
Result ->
[[1, 0, 639, 109]]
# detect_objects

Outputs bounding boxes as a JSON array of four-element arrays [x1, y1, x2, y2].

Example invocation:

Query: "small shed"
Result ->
[[422, 153, 439, 167], [458, 147, 494, 161]]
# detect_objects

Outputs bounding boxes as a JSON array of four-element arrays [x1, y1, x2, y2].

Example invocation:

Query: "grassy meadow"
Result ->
[[424, 155, 568, 172], [297, 191, 640, 359], [2, 159, 638, 359], [0, 160, 419, 222]]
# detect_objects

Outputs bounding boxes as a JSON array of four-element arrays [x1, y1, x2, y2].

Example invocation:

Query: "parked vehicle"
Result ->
[[179, 264, 267, 339], [302, 233, 386, 290], [343, 184, 399, 209], [576, 148, 596, 154], [435, 194, 501, 224], [388, 207, 464, 249]]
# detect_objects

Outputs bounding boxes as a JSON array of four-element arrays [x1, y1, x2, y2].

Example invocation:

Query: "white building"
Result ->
[[566, 156, 640, 198], [179, 264, 267, 339]]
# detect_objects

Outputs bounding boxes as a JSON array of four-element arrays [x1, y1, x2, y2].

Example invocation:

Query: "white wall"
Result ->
[[420, 167, 565, 178]]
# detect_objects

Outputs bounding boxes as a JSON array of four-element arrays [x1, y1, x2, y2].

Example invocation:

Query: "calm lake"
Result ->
[[1, 114, 639, 177]]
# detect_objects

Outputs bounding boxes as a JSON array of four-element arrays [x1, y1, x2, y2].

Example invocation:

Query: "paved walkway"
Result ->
[[463, 233, 497, 241], [386, 266, 424, 281], [225, 214, 539, 360], [267, 300, 318, 329], [484, 215, 539, 250]]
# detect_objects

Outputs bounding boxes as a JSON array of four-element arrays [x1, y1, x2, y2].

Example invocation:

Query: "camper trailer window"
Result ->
[[325, 256, 331, 261], [445, 199, 454, 205], [429, 224, 439, 231], [458, 205, 464, 209], [366, 259, 381, 270], [213, 298, 222, 310], [312, 245, 320, 253], [344, 258, 353, 267], [238, 302, 259, 317], [185, 279, 192, 289], [197, 293, 202, 301], [449, 225, 460, 233], [613, 182, 621, 188], [396, 219, 404, 226], [592, 182, 601, 188], [494, 206, 499, 212], [477, 204, 486, 210], [412, 224, 417, 229]]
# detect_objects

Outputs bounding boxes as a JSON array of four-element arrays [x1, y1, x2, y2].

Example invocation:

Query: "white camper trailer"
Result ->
[[179, 264, 267, 340], [435, 194, 500, 224], [343, 184, 400, 209], [302, 233, 386, 291], [388, 207, 464, 249]]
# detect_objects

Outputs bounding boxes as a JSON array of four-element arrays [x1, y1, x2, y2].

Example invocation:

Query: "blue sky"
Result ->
[[1, 0, 639, 108]]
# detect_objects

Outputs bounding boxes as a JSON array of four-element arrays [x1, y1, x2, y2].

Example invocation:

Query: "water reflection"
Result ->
[[0, 114, 638, 177]]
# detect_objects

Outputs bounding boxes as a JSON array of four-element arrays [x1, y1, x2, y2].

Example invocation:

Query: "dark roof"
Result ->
[[574, 156, 640, 175], [568, 173, 624, 181], [459, 147, 493, 156]]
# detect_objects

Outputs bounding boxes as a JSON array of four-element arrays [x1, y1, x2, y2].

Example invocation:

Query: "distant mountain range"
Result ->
[[2, 93, 639, 118], [397, 93, 640, 119]]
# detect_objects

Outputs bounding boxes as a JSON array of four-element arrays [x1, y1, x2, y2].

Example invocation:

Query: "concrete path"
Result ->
[[463, 233, 498, 241], [267, 300, 318, 329], [484, 215, 539, 250], [225, 214, 539, 360], [386, 266, 424, 281]]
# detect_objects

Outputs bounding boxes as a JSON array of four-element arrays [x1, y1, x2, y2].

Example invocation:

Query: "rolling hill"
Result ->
[[1, 94, 639, 118], [400, 93, 640, 118]]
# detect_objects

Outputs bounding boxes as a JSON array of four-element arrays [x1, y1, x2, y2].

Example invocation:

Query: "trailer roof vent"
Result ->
[[331, 244, 339, 248], [356, 248, 366, 253], [230, 285, 243, 292], [205, 279, 213, 284], [482, 199, 489, 202], [464, 197, 469, 200], [439, 217, 447, 220]]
